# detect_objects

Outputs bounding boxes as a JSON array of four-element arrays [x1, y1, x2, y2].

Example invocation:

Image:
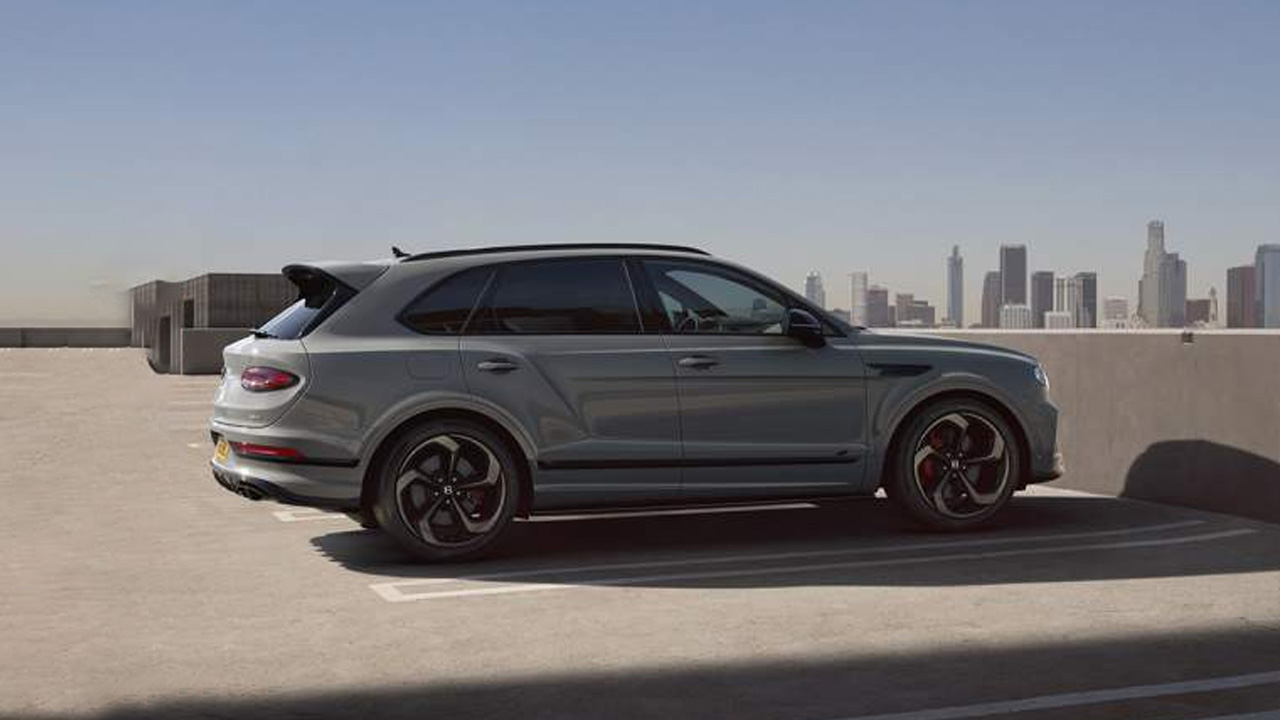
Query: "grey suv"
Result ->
[[210, 244, 1061, 561]]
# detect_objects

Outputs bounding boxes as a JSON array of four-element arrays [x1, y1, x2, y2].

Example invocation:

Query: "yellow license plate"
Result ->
[[213, 438, 231, 463]]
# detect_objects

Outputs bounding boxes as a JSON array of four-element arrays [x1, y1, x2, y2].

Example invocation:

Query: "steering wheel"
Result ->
[[676, 314, 701, 333]]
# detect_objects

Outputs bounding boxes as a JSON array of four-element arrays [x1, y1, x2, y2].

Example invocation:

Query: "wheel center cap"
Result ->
[[949, 459, 962, 472], [443, 485, 454, 495]]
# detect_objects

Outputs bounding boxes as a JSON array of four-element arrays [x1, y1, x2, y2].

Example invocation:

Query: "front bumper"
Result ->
[[1030, 451, 1066, 483]]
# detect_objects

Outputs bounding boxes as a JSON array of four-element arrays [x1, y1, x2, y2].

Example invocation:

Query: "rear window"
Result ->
[[257, 269, 353, 339], [400, 267, 493, 334], [471, 258, 641, 334]]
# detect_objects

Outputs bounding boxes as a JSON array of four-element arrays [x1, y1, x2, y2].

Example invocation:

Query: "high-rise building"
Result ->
[[1257, 244, 1280, 328], [1053, 275, 1085, 327], [1227, 265, 1258, 328], [866, 285, 891, 327], [1138, 220, 1188, 327], [849, 272, 868, 326], [1186, 299, 1212, 326], [1139, 220, 1165, 326], [804, 271, 826, 309], [946, 246, 964, 328], [981, 271, 1002, 328], [999, 245, 1027, 306], [1030, 271, 1054, 328], [999, 304, 1032, 329], [1102, 296, 1130, 329], [1075, 271, 1098, 328], [1209, 286, 1219, 327], [1044, 310, 1074, 329], [894, 293, 914, 327]]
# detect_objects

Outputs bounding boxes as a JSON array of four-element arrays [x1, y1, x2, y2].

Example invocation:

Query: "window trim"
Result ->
[[465, 256, 647, 336]]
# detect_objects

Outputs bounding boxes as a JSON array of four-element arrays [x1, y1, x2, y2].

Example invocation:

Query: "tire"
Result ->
[[371, 418, 523, 562], [884, 398, 1022, 531], [344, 511, 380, 530]]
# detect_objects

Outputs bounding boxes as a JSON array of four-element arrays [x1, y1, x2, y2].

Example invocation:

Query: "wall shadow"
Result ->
[[307, 496, 1280, 590], [9, 626, 1280, 720], [1123, 440, 1280, 525]]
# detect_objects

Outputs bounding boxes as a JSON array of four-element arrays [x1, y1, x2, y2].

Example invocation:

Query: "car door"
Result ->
[[635, 258, 869, 500], [459, 256, 681, 510]]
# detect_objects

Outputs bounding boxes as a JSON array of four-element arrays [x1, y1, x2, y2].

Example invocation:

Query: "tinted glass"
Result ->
[[645, 261, 786, 335], [258, 276, 349, 339], [474, 259, 640, 334], [401, 267, 492, 334]]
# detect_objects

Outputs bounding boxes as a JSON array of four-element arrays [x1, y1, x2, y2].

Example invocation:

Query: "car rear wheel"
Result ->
[[885, 399, 1021, 531], [372, 419, 522, 562]]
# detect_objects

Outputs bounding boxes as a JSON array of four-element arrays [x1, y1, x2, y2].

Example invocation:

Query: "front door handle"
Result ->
[[678, 355, 719, 369], [477, 359, 519, 373]]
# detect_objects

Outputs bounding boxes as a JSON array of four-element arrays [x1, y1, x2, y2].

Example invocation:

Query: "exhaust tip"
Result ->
[[238, 485, 266, 501]]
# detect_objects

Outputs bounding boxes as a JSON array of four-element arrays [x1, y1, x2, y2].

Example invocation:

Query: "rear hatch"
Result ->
[[213, 265, 357, 428]]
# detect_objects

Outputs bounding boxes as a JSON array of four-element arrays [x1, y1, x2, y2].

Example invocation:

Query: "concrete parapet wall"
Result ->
[[0, 328, 132, 347], [925, 330, 1280, 523], [179, 328, 251, 375]]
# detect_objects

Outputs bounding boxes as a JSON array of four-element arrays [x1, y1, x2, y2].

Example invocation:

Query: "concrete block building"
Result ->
[[129, 274, 295, 374]]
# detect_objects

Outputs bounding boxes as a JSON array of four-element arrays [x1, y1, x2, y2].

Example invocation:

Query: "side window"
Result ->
[[473, 258, 641, 334], [401, 267, 493, 334], [644, 261, 786, 335]]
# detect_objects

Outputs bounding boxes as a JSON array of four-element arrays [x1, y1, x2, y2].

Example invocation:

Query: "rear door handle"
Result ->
[[678, 355, 719, 369], [477, 359, 519, 373]]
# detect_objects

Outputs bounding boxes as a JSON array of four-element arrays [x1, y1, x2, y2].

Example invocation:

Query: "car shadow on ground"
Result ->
[[1124, 440, 1280, 525], [11, 625, 1280, 720], [308, 495, 1280, 589]]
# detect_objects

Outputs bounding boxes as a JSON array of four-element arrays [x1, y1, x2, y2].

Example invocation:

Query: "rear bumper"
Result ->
[[211, 463, 360, 512], [209, 421, 363, 511]]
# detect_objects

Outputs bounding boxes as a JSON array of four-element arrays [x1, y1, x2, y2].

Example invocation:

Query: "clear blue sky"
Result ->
[[2, 0, 1278, 324]]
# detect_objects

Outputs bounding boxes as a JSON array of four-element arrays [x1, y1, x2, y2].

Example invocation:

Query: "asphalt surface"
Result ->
[[2, 348, 1279, 720]]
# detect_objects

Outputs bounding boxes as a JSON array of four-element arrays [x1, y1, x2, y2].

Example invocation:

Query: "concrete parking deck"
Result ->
[[2, 349, 1278, 720]]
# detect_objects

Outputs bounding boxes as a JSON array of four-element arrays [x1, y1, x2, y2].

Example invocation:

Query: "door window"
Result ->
[[644, 262, 786, 335], [472, 259, 641, 334]]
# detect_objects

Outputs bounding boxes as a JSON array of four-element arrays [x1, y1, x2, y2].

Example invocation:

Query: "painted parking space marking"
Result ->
[[272, 508, 351, 523], [530, 502, 819, 522], [822, 669, 1280, 720], [368, 519, 1221, 602]]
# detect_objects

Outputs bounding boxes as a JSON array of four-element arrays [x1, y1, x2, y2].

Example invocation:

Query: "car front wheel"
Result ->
[[373, 419, 522, 562], [885, 399, 1022, 531]]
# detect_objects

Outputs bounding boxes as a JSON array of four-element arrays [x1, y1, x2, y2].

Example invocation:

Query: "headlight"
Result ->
[[1032, 364, 1050, 390]]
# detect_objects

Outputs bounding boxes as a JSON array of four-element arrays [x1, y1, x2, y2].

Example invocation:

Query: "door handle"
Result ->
[[678, 355, 719, 369], [477, 359, 519, 373]]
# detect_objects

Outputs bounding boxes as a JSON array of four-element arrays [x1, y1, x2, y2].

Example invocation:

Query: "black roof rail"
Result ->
[[401, 243, 710, 263]]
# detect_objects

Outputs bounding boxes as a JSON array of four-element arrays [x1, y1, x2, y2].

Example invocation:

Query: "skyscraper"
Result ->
[[849, 272, 868, 326], [999, 245, 1027, 306], [1227, 265, 1258, 328], [1257, 244, 1280, 328], [1074, 271, 1098, 328], [1138, 220, 1188, 327], [1185, 298, 1212, 326], [866, 285, 891, 327], [804, 271, 826, 309], [946, 246, 964, 328], [1053, 275, 1085, 327], [981, 271, 1001, 328], [1030, 271, 1054, 328], [1139, 220, 1165, 326]]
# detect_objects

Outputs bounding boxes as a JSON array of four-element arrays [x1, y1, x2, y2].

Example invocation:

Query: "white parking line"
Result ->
[[369, 521, 1237, 603], [822, 669, 1280, 720], [272, 509, 351, 523], [531, 502, 819, 522]]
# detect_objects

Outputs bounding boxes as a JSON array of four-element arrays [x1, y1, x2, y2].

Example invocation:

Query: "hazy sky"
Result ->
[[2, 0, 1278, 325]]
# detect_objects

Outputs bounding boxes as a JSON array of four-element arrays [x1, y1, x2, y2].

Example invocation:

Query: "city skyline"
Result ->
[[804, 219, 1276, 329]]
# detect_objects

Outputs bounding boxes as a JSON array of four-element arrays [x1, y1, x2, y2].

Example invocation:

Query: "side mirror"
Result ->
[[785, 308, 826, 348]]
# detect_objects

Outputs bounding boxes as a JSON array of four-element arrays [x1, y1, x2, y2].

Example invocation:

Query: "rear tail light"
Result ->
[[230, 441, 305, 462], [241, 366, 299, 392]]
